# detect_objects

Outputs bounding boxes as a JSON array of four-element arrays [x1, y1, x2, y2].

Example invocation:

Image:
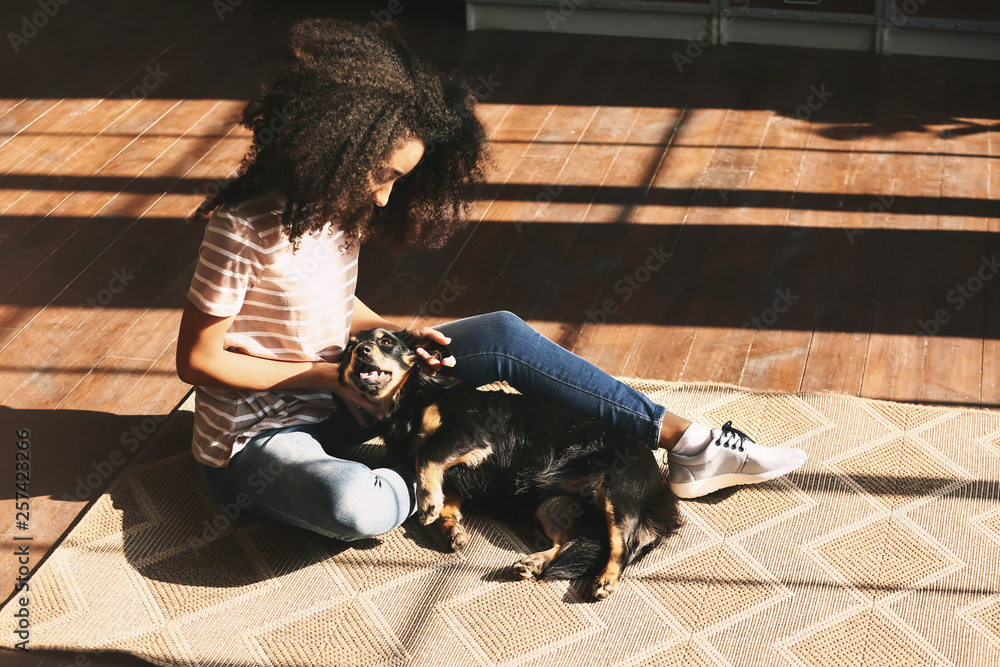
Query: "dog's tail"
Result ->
[[542, 534, 606, 580]]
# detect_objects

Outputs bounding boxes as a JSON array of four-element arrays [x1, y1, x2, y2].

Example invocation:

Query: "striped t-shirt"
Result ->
[[187, 191, 359, 467]]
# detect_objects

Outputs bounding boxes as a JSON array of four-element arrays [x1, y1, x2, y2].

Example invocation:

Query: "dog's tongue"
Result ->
[[360, 369, 392, 383]]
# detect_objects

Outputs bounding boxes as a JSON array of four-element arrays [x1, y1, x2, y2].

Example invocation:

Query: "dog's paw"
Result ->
[[592, 576, 618, 601], [449, 529, 470, 551], [418, 506, 441, 525], [417, 490, 443, 525], [512, 560, 536, 580], [512, 553, 548, 580]]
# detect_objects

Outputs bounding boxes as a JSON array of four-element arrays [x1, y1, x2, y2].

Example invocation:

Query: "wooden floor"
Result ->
[[1, 1, 998, 664]]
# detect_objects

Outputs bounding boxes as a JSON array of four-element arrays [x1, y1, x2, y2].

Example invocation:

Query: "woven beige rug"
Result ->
[[4, 381, 1000, 666]]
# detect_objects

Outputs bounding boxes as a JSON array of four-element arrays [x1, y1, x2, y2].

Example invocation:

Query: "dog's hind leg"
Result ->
[[593, 483, 625, 601], [437, 488, 470, 551], [513, 496, 576, 580]]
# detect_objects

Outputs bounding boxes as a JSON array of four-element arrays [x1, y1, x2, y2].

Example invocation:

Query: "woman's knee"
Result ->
[[472, 311, 541, 356], [233, 447, 408, 541], [482, 310, 532, 340], [323, 467, 410, 540]]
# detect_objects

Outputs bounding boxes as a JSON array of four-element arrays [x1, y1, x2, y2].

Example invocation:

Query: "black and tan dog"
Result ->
[[340, 328, 682, 601]]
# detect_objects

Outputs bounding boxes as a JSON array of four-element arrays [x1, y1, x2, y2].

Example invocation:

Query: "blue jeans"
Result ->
[[197, 311, 667, 541]]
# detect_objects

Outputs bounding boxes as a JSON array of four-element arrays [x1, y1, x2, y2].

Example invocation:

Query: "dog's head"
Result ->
[[340, 328, 452, 414]]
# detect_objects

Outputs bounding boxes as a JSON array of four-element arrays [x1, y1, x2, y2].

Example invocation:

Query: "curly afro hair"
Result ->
[[195, 18, 492, 250]]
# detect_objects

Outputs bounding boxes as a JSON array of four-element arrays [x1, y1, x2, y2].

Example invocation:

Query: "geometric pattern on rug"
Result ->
[[3, 381, 999, 666]]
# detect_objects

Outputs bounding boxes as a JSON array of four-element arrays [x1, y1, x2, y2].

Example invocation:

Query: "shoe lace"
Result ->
[[715, 420, 750, 452]]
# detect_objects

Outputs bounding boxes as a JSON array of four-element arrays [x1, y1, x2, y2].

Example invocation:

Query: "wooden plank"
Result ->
[[58, 355, 153, 413], [0, 99, 65, 154], [497, 40, 638, 288], [475, 275, 551, 323], [0, 99, 105, 173], [799, 117, 885, 395], [452, 155, 566, 278], [407, 271, 496, 332], [666, 93, 783, 385], [739, 121, 817, 392], [573, 256, 673, 377], [0, 104, 235, 405], [621, 105, 727, 381], [0, 99, 187, 314], [982, 125, 1000, 407], [732, 50, 829, 391], [0, 110, 163, 252], [610, 41, 742, 380], [912, 119, 990, 406], [573, 113, 684, 374], [860, 122, 985, 405], [112, 340, 191, 417], [519, 109, 642, 347]]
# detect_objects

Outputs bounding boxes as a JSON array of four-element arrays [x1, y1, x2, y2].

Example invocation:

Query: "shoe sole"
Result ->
[[670, 459, 807, 499]]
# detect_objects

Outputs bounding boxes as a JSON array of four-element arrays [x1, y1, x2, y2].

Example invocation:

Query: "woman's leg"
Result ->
[[199, 413, 417, 541], [434, 311, 679, 448], [433, 311, 807, 498]]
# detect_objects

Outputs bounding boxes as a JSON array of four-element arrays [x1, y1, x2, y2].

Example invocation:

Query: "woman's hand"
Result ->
[[410, 327, 457, 372]]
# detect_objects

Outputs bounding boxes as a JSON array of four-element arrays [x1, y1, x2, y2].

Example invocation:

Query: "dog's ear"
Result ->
[[342, 338, 358, 356], [393, 329, 416, 349], [338, 340, 355, 388]]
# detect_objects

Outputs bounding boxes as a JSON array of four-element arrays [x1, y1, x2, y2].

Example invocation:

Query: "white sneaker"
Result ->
[[666, 421, 807, 499]]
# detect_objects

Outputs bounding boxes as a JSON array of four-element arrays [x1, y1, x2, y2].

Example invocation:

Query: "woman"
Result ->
[[176, 19, 805, 541]]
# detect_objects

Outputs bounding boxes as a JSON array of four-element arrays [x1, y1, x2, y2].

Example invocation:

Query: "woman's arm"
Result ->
[[175, 299, 378, 420], [351, 296, 403, 334], [176, 299, 338, 389]]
